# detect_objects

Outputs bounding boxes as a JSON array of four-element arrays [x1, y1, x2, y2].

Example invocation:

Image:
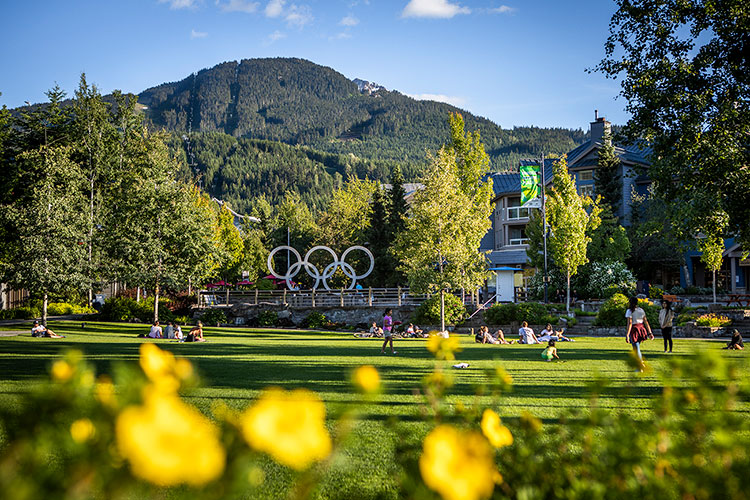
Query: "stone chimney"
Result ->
[[590, 109, 611, 145]]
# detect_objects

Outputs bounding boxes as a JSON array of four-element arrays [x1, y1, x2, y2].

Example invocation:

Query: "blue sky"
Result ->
[[0, 0, 628, 129]]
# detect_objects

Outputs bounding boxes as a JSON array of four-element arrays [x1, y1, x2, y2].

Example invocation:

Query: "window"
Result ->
[[508, 226, 529, 246], [507, 196, 529, 219], [579, 184, 594, 197], [579, 170, 594, 181]]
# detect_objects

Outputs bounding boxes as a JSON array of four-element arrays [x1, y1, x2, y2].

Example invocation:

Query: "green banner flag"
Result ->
[[520, 163, 540, 207]]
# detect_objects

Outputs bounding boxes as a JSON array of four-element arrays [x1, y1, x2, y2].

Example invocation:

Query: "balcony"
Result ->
[[507, 206, 530, 220], [508, 237, 530, 246]]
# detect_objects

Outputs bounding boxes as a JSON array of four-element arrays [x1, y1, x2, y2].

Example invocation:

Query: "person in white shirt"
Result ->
[[31, 320, 63, 338], [538, 323, 574, 342], [518, 321, 539, 344], [148, 321, 163, 339], [625, 296, 654, 368], [174, 323, 183, 341], [658, 300, 675, 353]]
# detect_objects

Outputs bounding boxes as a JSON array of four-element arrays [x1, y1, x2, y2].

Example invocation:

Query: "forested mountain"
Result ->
[[140, 58, 586, 172]]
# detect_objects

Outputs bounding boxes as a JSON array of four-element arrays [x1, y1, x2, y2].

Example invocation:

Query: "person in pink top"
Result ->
[[380, 308, 397, 355]]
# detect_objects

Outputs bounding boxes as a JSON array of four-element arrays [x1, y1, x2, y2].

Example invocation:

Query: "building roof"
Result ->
[[487, 249, 529, 266], [488, 138, 652, 200]]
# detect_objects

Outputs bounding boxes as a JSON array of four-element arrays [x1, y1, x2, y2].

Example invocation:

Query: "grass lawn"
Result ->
[[0, 321, 748, 499]]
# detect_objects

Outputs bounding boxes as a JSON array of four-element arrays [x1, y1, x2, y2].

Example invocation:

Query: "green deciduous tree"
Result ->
[[595, 0, 750, 249], [546, 156, 602, 311], [397, 115, 493, 330], [0, 147, 87, 325]]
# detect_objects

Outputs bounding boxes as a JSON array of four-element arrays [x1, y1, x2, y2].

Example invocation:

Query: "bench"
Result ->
[[662, 294, 681, 303], [726, 294, 750, 307]]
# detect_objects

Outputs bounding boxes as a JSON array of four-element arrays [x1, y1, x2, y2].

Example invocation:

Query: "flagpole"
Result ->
[[541, 152, 549, 304]]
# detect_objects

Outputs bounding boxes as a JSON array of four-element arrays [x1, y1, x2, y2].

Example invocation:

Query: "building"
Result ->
[[480, 112, 652, 297]]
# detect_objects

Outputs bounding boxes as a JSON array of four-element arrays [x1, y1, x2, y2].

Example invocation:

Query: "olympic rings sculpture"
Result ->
[[267, 245, 375, 290]]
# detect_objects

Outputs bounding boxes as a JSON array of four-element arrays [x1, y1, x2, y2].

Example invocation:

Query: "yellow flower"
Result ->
[[139, 343, 192, 393], [481, 410, 513, 448], [241, 388, 331, 470], [95, 376, 117, 408], [116, 387, 225, 486], [420, 425, 496, 500], [51, 360, 74, 381], [426, 333, 462, 360], [352, 365, 380, 394], [70, 418, 95, 443]]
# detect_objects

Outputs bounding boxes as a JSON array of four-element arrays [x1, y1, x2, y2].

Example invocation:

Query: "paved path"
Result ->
[[0, 330, 25, 337]]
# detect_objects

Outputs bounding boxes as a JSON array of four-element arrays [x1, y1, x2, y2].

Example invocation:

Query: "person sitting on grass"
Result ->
[[476, 326, 499, 344], [541, 339, 560, 361], [148, 321, 163, 339], [724, 329, 744, 350], [164, 321, 175, 340], [538, 323, 574, 342], [186, 321, 206, 342], [518, 321, 540, 344], [31, 320, 64, 338], [174, 323, 183, 341]]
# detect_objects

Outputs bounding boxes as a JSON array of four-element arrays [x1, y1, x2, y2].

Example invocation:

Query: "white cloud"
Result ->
[[407, 93, 466, 107], [285, 4, 313, 27], [217, 0, 259, 13], [191, 29, 208, 38], [491, 5, 516, 14], [159, 0, 198, 9], [339, 14, 359, 26], [329, 31, 352, 40], [401, 0, 470, 19], [265, 0, 284, 17], [267, 30, 286, 42]]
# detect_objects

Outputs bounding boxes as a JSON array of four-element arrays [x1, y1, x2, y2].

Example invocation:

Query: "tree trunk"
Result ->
[[42, 292, 48, 327], [713, 270, 717, 304], [154, 283, 160, 323], [136, 287, 141, 303], [440, 289, 445, 333], [566, 270, 571, 313], [188, 277, 192, 296]]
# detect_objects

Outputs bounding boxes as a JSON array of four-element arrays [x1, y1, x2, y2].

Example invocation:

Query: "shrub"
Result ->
[[595, 294, 659, 327], [579, 261, 637, 299], [595, 293, 629, 326], [100, 297, 173, 323], [526, 270, 566, 301], [695, 314, 732, 327], [573, 308, 597, 317], [516, 302, 555, 325], [200, 309, 227, 326], [255, 278, 275, 290], [0, 306, 40, 320], [648, 286, 664, 300], [669, 285, 685, 295], [257, 310, 278, 327], [684, 285, 700, 295], [302, 311, 327, 329], [47, 302, 95, 316], [484, 303, 518, 325], [414, 294, 467, 326]]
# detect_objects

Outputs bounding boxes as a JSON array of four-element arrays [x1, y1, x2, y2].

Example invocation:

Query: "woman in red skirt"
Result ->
[[625, 296, 654, 370]]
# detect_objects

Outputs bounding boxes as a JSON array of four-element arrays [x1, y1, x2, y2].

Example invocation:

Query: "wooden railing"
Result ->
[[197, 287, 482, 309]]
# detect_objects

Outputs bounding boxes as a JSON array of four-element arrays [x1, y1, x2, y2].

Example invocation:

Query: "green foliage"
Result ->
[[593, 128, 622, 212], [586, 203, 630, 264], [46, 302, 96, 316], [200, 308, 227, 326], [545, 156, 602, 309], [595, 293, 630, 327], [483, 301, 556, 325], [414, 294, 467, 326], [596, 0, 750, 249], [100, 297, 174, 323], [254, 278, 275, 290], [577, 261, 637, 299], [695, 314, 732, 327], [484, 303, 518, 325], [257, 310, 278, 327], [649, 286, 664, 300], [302, 311, 328, 329], [0, 306, 41, 320]]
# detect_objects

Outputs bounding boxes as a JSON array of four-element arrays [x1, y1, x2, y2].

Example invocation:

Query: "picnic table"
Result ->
[[726, 293, 750, 307]]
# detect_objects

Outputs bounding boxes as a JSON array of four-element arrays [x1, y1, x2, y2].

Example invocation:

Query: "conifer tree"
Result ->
[[594, 128, 622, 214]]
